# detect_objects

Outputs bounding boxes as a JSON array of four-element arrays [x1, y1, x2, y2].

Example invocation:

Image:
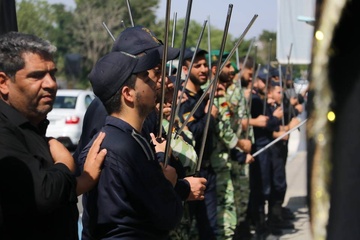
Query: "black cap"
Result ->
[[257, 67, 269, 82], [111, 26, 180, 60], [183, 47, 208, 61], [89, 50, 160, 103]]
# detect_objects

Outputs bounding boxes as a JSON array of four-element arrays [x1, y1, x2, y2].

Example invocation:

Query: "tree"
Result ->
[[154, 18, 239, 63], [16, 0, 54, 38], [71, 0, 159, 86], [16, 0, 75, 84], [257, 30, 277, 66]]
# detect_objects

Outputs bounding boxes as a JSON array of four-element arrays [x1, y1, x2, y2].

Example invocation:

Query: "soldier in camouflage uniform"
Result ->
[[226, 56, 257, 238], [210, 57, 253, 240]]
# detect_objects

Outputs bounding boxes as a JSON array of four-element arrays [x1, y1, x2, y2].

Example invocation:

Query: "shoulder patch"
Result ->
[[182, 112, 196, 123]]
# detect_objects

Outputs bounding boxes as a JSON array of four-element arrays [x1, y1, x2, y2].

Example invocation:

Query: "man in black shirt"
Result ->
[[179, 47, 218, 239], [73, 26, 206, 204], [79, 50, 183, 239], [0, 32, 106, 239]]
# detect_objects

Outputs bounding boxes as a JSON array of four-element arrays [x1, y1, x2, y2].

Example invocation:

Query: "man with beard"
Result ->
[[74, 26, 206, 203], [179, 47, 218, 240], [78, 50, 184, 239], [74, 26, 207, 239], [226, 56, 269, 239], [210, 56, 254, 239], [247, 68, 288, 238], [72, 26, 180, 164]]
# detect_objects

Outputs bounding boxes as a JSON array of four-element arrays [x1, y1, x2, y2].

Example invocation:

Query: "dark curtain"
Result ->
[[326, 1, 360, 239], [309, 0, 360, 239], [0, 0, 18, 35]]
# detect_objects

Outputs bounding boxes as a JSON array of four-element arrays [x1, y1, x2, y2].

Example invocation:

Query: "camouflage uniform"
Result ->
[[162, 119, 198, 240], [168, 203, 192, 240], [226, 83, 254, 225], [211, 95, 239, 240], [162, 119, 198, 176]]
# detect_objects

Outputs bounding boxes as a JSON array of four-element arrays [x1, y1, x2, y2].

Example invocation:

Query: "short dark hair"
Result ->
[[182, 52, 207, 67], [239, 56, 254, 70], [104, 74, 137, 114], [0, 32, 56, 79]]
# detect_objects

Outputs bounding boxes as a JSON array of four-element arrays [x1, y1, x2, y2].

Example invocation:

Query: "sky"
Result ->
[[46, 0, 277, 39]]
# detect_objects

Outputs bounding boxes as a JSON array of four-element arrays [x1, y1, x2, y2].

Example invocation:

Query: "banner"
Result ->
[[276, 0, 315, 64]]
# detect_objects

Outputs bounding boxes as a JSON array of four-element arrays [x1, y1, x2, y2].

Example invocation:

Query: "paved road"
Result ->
[[279, 113, 312, 240], [279, 150, 312, 240], [251, 112, 312, 240]]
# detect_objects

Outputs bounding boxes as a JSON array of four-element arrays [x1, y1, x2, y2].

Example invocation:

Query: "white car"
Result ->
[[46, 89, 95, 149]]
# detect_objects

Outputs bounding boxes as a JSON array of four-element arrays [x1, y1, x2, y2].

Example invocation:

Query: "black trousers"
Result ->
[[188, 166, 217, 240]]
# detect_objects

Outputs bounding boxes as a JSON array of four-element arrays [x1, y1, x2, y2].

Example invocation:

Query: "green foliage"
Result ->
[[17, 0, 75, 79], [16, 0, 280, 87], [17, 0, 54, 38], [257, 30, 277, 65], [70, 0, 159, 85], [154, 18, 237, 60], [258, 30, 276, 43]]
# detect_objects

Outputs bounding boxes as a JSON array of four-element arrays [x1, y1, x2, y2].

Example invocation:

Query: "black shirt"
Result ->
[[74, 97, 190, 199], [250, 91, 280, 148], [79, 116, 183, 240], [178, 88, 215, 168], [0, 100, 78, 239], [73, 97, 107, 172]]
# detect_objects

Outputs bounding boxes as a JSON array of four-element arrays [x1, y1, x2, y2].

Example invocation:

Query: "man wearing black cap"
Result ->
[[76, 24, 206, 188], [78, 50, 184, 239], [269, 67, 303, 223], [73, 25, 179, 162], [74, 26, 206, 239], [265, 81, 302, 232], [247, 71, 290, 237]]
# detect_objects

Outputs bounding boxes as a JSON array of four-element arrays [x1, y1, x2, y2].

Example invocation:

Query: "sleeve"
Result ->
[[230, 147, 247, 164], [250, 95, 264, 118], [0, 150, 77, 215], [214, 97, 239, 149], [297, 93, 305, 104], [174, 179, 191, 200], [162, 119, 198, 176], [265, 105, 281, 132], [170, 132, 198, 177], [178, 98, 207, 141], [178, 94, 215, 161]]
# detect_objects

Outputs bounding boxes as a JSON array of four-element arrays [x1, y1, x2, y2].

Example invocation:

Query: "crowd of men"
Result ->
[[0, 25, 307, 240]]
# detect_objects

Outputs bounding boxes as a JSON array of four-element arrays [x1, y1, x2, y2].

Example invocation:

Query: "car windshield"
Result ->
[[53, 96, 77, 109]]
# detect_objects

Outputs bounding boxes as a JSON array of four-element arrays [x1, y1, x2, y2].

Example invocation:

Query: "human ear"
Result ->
[[0, 72, 10, 96], [182, 65, 189, 76], [121, 86, 134, 103]]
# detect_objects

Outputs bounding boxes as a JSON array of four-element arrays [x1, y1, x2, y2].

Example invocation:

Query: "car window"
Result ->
[[53, 96, 77, 109], [85, 95, 94, 108]]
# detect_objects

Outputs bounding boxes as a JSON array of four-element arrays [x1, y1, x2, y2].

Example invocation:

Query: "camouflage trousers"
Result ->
[[169, 202, 191, 240], [231, 162, 250, 224], [211, 152, 237, 240]]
